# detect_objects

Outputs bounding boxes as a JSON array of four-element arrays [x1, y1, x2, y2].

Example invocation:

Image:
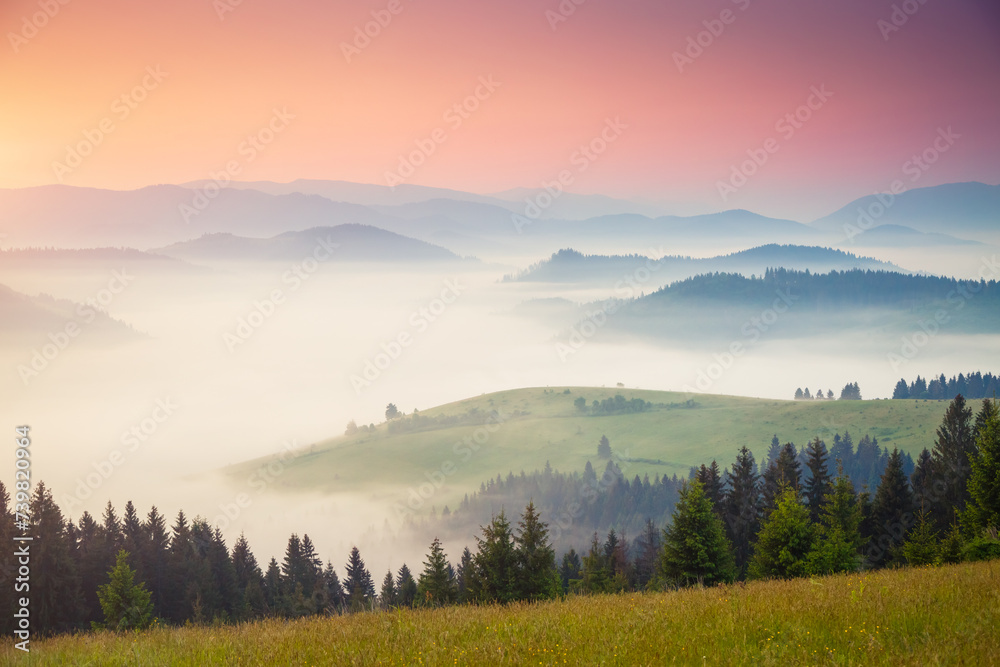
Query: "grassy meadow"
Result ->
[[221, 387, 972, 511], [9, 559, 998, 665]]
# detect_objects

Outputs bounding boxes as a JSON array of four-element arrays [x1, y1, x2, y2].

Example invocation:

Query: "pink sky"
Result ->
[[1, 0, 998, 219]]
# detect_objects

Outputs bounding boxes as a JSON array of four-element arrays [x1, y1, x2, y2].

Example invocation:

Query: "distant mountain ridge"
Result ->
[[506, 244, 903, 283], [150, 224, 466, 264]]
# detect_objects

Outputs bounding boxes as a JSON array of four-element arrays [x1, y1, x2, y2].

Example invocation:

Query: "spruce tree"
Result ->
[[96, 550, 154, 630], [417, 537, 457, 606], [379, 570, 397, 609], [559, 549, 582, 592], [456, 547, 474, 603], [633, 518, 662, 589], [580, 533, 611, 593], [30, 483, 83, 632], [749, 487, 814, 579], [343, 546, 376, 612], [660, 481, 736, 586], [471, 511, 519, 603], [395, 564, 417, 607], [963, 399, 1000, 536], [724, 446, 761, 575], [140, 506, 170, 619], [806, 469, 864, 575], [867, 448, 915, 568], [902, 511, 939, 566], [929, 394, 975, 529], [514, 502, 559, 601], [597, 435, 612, 459], [804, 437, 832, 524]]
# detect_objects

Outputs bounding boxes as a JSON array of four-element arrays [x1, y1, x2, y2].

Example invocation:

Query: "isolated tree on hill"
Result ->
[[417, 537, 456, 606], [839, 382, 862, 400], [660, 480, 735, 586], [892, 379, 910, 399], [794, 388, 804, 400], [724, 446, 761, 574], [963, 399, 1000, 536], [804, 437, 833, 524], [827, 389, 835, 400], [749, 487, 814, 579], [867, 448, 915, 568], [96, 550, 154, 630], [385, 403, 400, 421], [803, 388, 812, 400], [930, 394, 975, 529], [597, 435, 612, 459], [514, 502, 559, 601]]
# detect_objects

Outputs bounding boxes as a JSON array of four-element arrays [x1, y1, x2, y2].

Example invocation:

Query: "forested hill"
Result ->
[[639, 268, 998, 309]]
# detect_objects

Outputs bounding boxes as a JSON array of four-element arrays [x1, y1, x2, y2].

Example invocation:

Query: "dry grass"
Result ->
[[6, 560, 998, 666]]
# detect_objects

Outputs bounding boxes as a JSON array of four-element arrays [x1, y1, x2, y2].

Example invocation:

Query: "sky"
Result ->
[[1, 0, 999, 220]]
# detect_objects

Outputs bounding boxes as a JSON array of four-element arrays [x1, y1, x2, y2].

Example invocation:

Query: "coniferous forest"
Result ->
[[4, 396, 998, 636]]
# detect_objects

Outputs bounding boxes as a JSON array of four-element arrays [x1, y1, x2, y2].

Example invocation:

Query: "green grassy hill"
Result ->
[[13, 561, 999, 665], [222, 388, 968, 512]]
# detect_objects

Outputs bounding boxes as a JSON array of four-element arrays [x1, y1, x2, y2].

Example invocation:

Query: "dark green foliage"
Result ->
[[587, 394, 653, 416], [579, 533, 612, 594], [343, 547, 376, 612], [929, 394, 975, 530], [96, 550, 153, 630], [30, 483, 83, 632], [806, 471, 865, 575], [839, 383, 862, 400], [597, 434, 611, 459], [379, 570, 397, 609], [724, 446, 760, 574], [559, 549, 582, 592], [749, 488, 814, 579], [964, 399, 1000, 535], [696, 460, 725, 515], [470, 511, 519, 603], [762, 443, 800, 512], [660, 481, 736, 586], [892, 372, 1000, 400], [456, 547, 474, 603], [514, 502, 560, 601], [395, 564, 417, 608], [867, 449, 915, 568], [902, 511, 939, 566], [417, 537, 456, 607], [804, 437, 832, 524]]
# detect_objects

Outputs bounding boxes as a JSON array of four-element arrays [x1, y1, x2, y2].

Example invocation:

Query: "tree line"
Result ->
[[892, 372, 998, 400], [794, 382, 861, 401], [3, 396, 997, 636]]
